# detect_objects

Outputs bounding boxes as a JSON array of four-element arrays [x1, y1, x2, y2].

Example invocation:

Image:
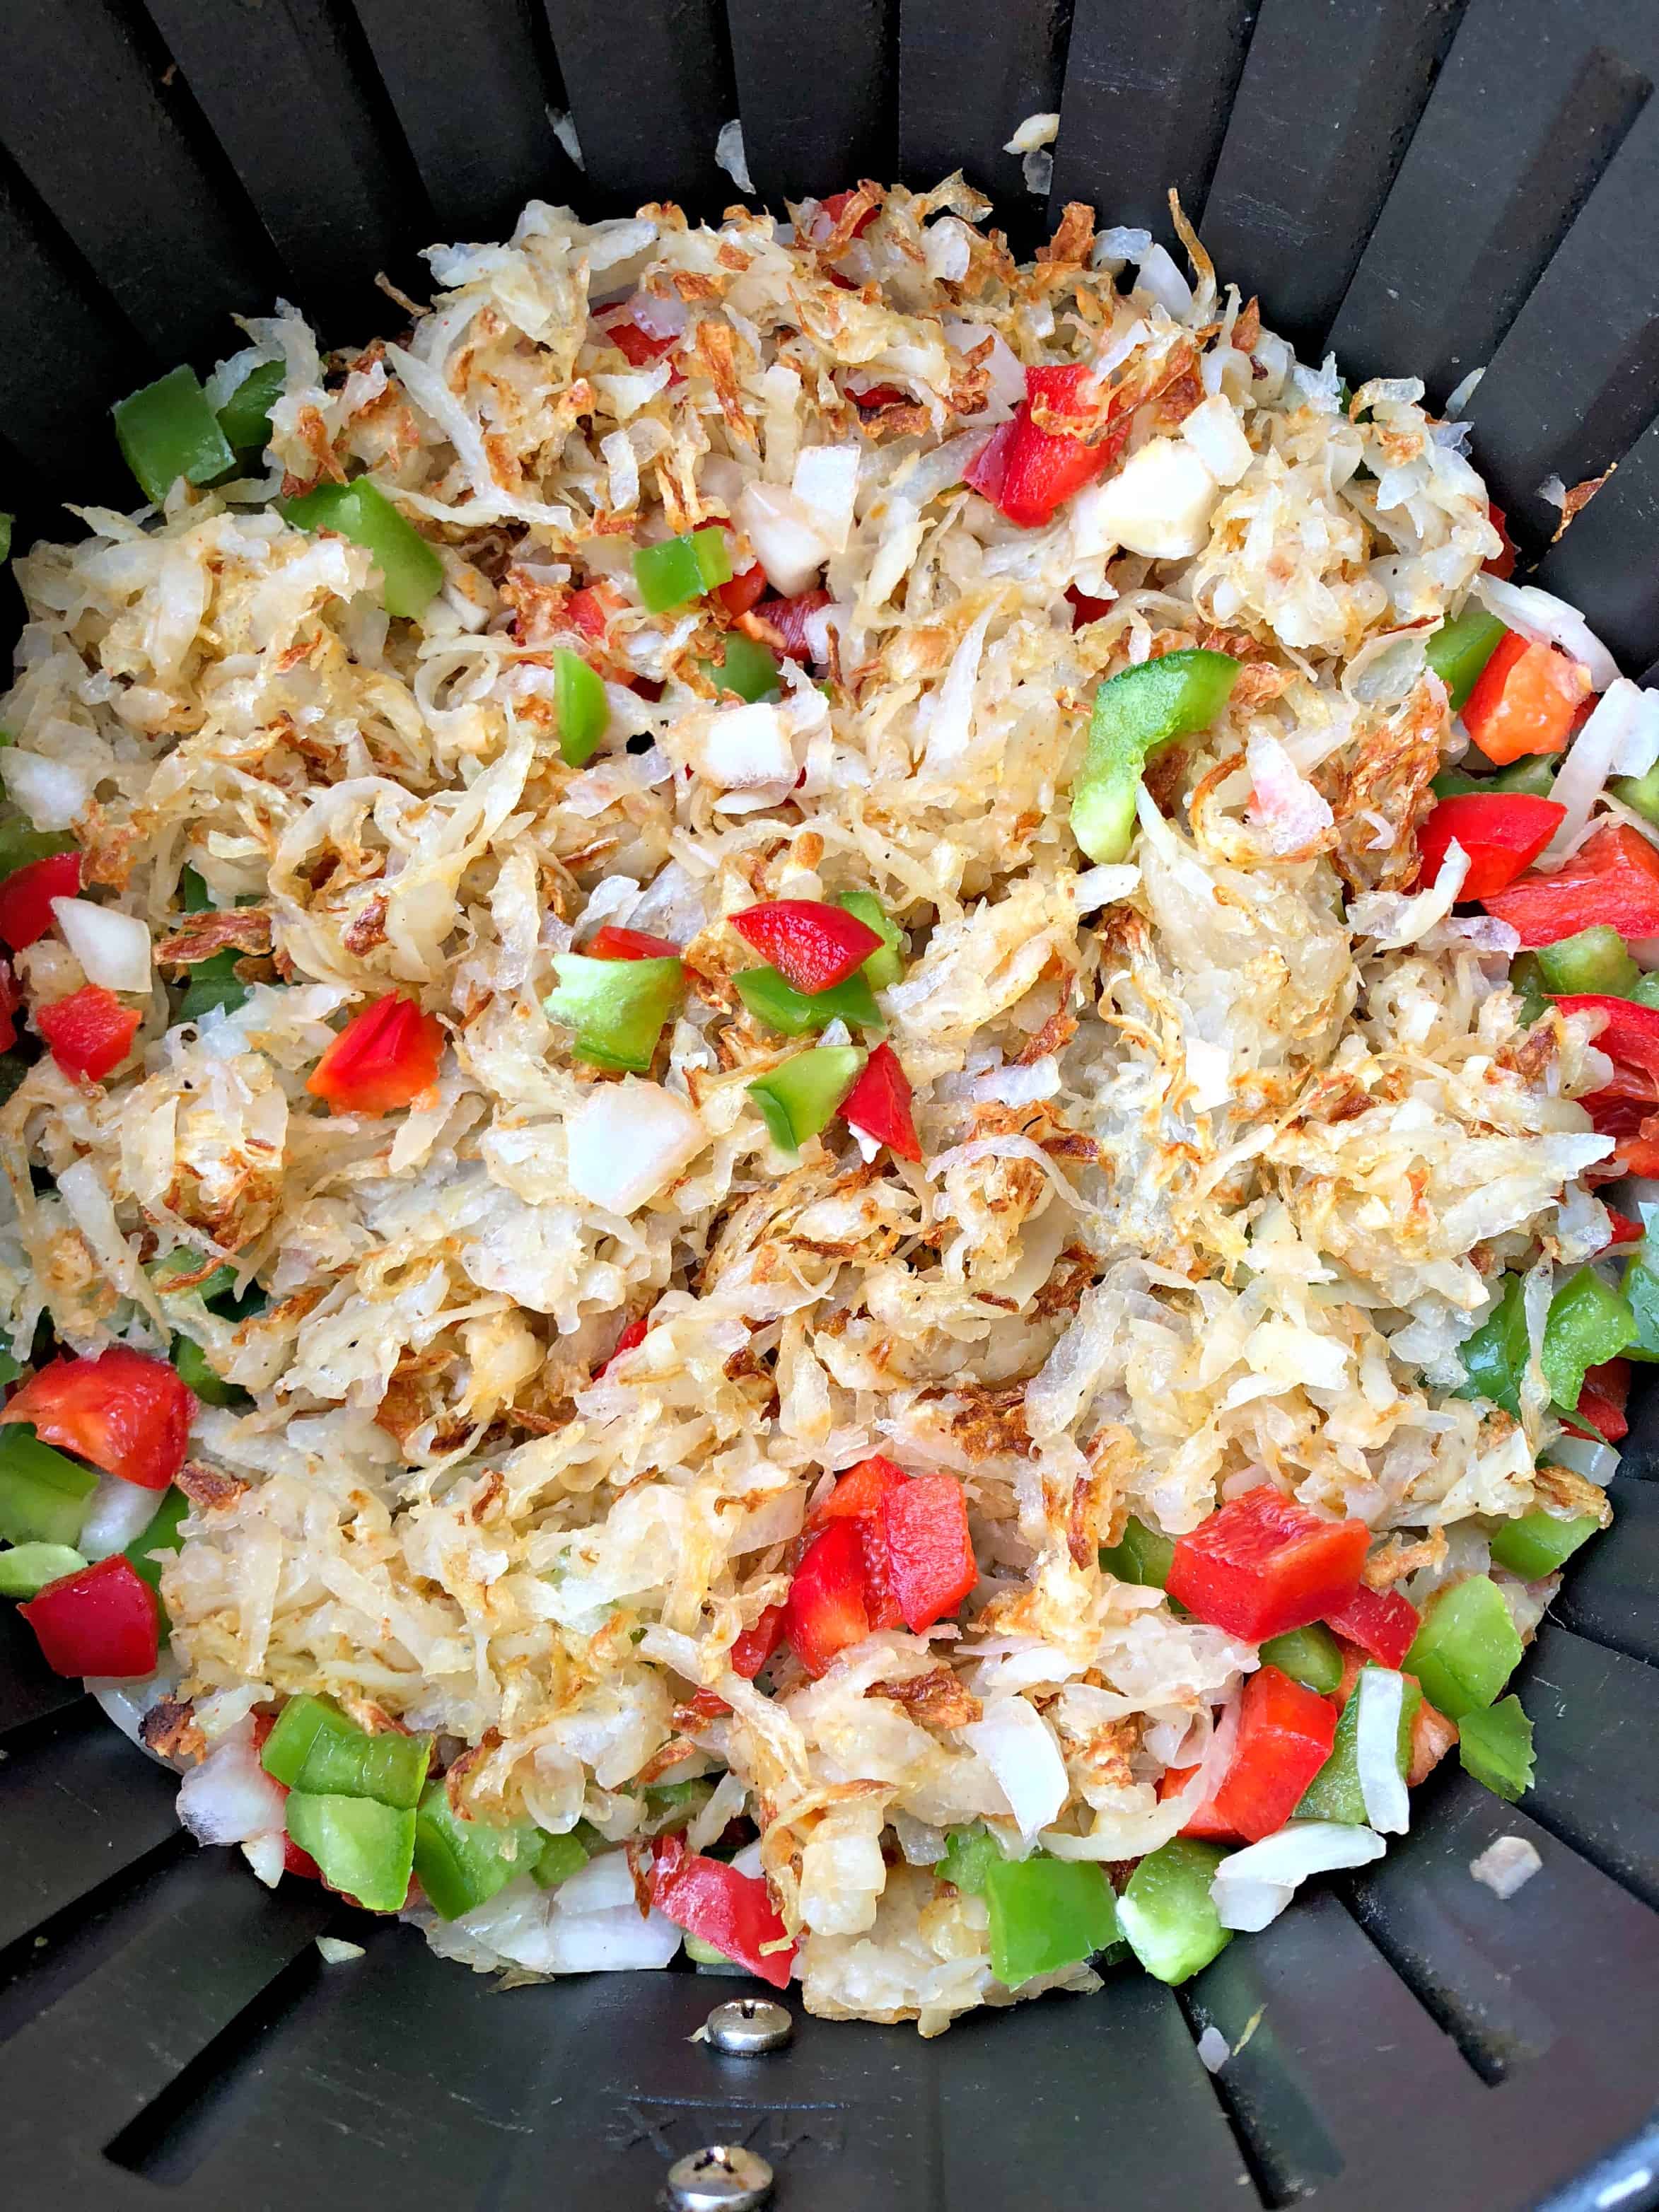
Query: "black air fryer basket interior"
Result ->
[[5, 2, 1659, 2206]]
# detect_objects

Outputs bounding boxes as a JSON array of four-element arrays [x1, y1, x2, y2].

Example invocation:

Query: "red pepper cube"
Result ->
[[820, 189, 878, 240], [757, 588, 832, 664], [965, 365, 1130, 529], [651, 1833, 795, 1986], [783, 1518, 871, 1677], [34, 983, 141, 1082], [1415, 792, 1565, 900], [1324, 1582, 1420, 1670], [1462, 632, 1590, 764], [2, 1345, 194, 1489], [729, 1604, 786, 1680], [595, 1312, 651, 1378], [307, 992, 446, 1116], [1486, 823, 1659, 947], [1552, 997, 1659, 1105], [731, 900, 882, 994], [840, 1042, 922, 1161], [715, 562, 768, 619], [880, 1472, 977, 1631], [1567, 1356, 1631, 1444], [1194, 1666, 1339, 1844], [815, 1454, 907, 1525], [0, 850, 81, 950], [586, 925, 682, 962], [20, 1554, 161, 1679], [1166, 1487, 1369, 1641], [1484, 501, 1518, 580]]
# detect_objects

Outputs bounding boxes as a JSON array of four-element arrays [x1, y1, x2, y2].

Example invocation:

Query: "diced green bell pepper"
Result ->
[[0, 1542, 88, 1598], [1489, 1508, 1600, 1580], [733, 963, 882, 1037], [0, 1425, 99, 1548], [1071, 651, 1240, 865], [1117, 1838, 1232, 1984], [1624, 1255, 1659, 1361], [1535, 926, 1641, 998], [147, 1245, 238, 1304], [285, 1791, 415, 1912], [554, 647, 608, 767], [685, 1932, 745, 1970], [1611, 758, 1659, 826], [216, 358, 285, 455], [983, 1853, 1120, 1988], [262, 1692, 431, 1808], [545, 951, 683, 1073], [177, 946, 250, 1022], [170, 1332, 252, 1409], [748, 1047, 865, 1153], [836, 892, 905, 990], [1631, 974, 1659, 1012], [938, 1822, 1003, 1895], [279, 478, 443, 619], [114, 366, 237, 506], [1259, 1622, 1345, 1695], [0, 514, 10, 564], [124, 1486, 188, 1593], [0, 819, 75, 878], [1296, 1663, 1420, 1822], [700, 632, 781, 704], [178, 865, 214, 913], [412, 1781, 541, 1919], [1098, 1515, 1175, 1589], [260, 1694, 354, 1786], [633, 527, 733, 613], [530, 1826, 595, 1890], [1456, 1695, 1535, 1803], [1540, 1268, 1636, 1413], [1404, 1576, 1523, 1722], [1454, 1275, 1530, 1419], [1425, 606, 1506, 714], [642, 1777, 716, 1834], [1489, 755, 1563, 798]]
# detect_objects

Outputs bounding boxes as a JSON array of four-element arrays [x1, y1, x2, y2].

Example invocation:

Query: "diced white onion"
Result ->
[[1354, 1667, 1410, 1835], [791, 445, 861, 555], [960, 1692, 1069, 1841], [714, 119, 753, 195], [1182, 395, 1253, 486], [78, 1473, 163, 1560], [1093, 438, 1218, 559], [50, 897, 152, 993], [564, 1082, 707, 1215], [1469, 1834, 1542, 1898], [316, 1936, 366, 1962], [1473, 575, 1619, 692], [1542, 1433, 1620, 1483], [694, 699, 796, 788], [1443, 366, 1485, 419], [1, 749, 98, 830], [175, 1721, 288, 1846], [1003, 111, 1059, 155], [1209, 1821, 1385, 1931], [1073, 863, 1140, 912], [737, 479, 832, 595], [1195, 2024, 1232, 2071], [243, 1834, 286, 1888], [1538, 679, 1659, 869], [89, 1660, 182, 1762], [1135, 243, 1194, 319]]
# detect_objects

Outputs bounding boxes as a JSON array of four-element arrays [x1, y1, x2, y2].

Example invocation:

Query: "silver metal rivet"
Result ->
[[703, 1996, 793, 2055], [660, 2142, 774, 2211]]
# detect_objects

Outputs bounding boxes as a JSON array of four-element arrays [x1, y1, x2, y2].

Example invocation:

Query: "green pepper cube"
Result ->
[[147, 1245, 239, 1304], [1631, 974, 1659, 1012], [983, 1854, 1120, 1988], [0, 1425, 100, 1549], [748, 1047, 865, 1153], [531, 1828, 594, 1891], [554, 647, 609, 767], [1453, 1275, 1530, 1420], [177, 945, 252, 1023], [0, 1542, 88, 1599], [1259, 1622, 1345, 1695], [1489, 1508, 1600, 1580], [1491, 755, 1561, 798], [113, 366, 238, 506], [279, 478, 443, 619], [1098, 1515, 1175, 1590], [1424, 606, 1506, 714], [837, 892, 905, 991], [701, 632, 781, 704], [1612, 757, 1659, 825], [643, 1777, 715, 1833], [1404, 1577, 1523, 1723], [545, 951, 683, 1073], [1535, 926, 1640, 998], [1624, 1256, 1659, 1360], [0, 513, 10, 564], [216, 357, 285, 454], [633, 527, 733, 613], [285, 1792, 415, 1913], [938, 1822, 1003, 1895], [124, 1487, 189, 1593], [260, 1694, 355, 1787], [412, 1781, 541, 1919], [0, 819, 75, 879], [684, 1932, 745, 1970], [1296, 1663, 1420, 1822], [1117, 1838, 1232, 1985], [1541, 1268, 1636, 1412], [170, 1332, 251, 1410], [733, 963, 882, 1037], [1071, 651, 1240, 865], [1456, 1695, 1535, 1803], [296, 1718, 432, 1810]]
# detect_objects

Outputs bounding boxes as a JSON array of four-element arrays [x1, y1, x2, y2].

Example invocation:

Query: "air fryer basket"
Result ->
[[4, 1, 1659, 2206]]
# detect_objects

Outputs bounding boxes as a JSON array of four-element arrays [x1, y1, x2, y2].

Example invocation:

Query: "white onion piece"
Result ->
[[89, 1658, 182, 1762], [736, 479, 831, 595], [1172, 1691, 1242, 1825], [78, 1473, 163, 1559], [714, 119, 752, 195], [1542, 1433, 1620, 1483], [1182, 395, 1253, 485], [1470, 1835, 1541, 1898], [50, 897, 152, 993], [1093, 437, 1218, 559], [1, 749, 98, 830], [1473, 575, 1619, 692], [1196, 2023, 1232, 2071], [243, 1834, 286, 1888], [1354, 1667, 1410, 1835], [175, 1721, 288, 1846], [960, 1692, 1069, 1841], [624, 289, 688, 341], [555, 1849, 641, 1914], [1210, 1822, 1385, 1931], [791, 444, 861, 554], [539, 1905, 685, 1972], [563, 1082, 706, 1215], [1135, 242, 1194, 318], [1537, 680, 1659, 870]]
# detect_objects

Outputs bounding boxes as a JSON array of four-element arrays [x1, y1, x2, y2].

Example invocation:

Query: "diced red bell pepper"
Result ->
[[1601, 1207, 1644, 1248], [251, 1711, 325, 1876], [730, 1604, 786, 1680], [821, 189, 878, 240], [1324, 1581, 1420, 1669], [595, 1312, 651, 1377], [1462, 631, 1590, 764], [1484, 824, 1659, 948], [0, 850, 81, 950], [34, 984, 141, 1082], [1066, 584, 1114, 630], [965, 365, 1131, 529], [849, 382, 909, 410], [1416, 792, 1565, 900], [732, 899, 881, 993], [566, 586, 611, 641], [1175, 1665, 1339, 1844], [716, 562, 768, 619], [840, 1042, 921, 1161], [19, 1553, 161, 1678], [587, 925, 683, 961], [783, 1518, 871, 1676], [0, 956, 22, 1053], [1484, 502, 1518, 581], [2, 1345, 194, 1489], [306, 992, 446, 1116], [1166, 1487, 1370, 1641], [815, 1453, 908, 1525], [880, 1472, 977, 1631], [1552, 995, 1659, 1103], [759, 589, 833, 663], [598, 311, 679, 369], [1581, 1088, 1659, 1180], [651, 1833, 795, 1986], [1566, 1357, 1630, 1444]]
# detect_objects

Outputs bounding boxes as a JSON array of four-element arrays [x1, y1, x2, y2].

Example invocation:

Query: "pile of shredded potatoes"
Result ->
[[0, 177, 1630, 2031]]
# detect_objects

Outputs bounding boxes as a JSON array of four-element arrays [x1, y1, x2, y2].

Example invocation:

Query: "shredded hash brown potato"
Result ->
[[0, 178, 1630, 2031]]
